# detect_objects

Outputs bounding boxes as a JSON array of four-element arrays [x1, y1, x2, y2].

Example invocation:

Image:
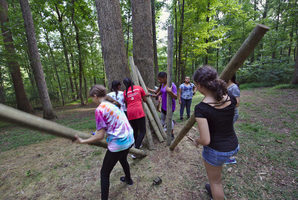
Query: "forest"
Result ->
[[0, 0, 297, 117], [0, 0, 297, 199]]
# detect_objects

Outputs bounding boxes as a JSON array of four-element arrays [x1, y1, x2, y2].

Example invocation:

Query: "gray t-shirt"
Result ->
[[228, 83, 240, 123]]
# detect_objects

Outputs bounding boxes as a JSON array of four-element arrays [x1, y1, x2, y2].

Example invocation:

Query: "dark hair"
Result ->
[[230, 75, 239, 86], [123, 78, 134, 97], [89, 84, 106, 97], [157, 72, 167, 78], [111, 80, 121, 100], [193, 65, 227, 101]]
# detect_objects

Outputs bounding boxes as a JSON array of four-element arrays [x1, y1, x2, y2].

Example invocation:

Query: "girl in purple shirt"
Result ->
[[148, 72, 177, 136]]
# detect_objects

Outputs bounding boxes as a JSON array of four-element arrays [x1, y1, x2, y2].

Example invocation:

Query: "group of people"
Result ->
[[74, 65, 241, 200]]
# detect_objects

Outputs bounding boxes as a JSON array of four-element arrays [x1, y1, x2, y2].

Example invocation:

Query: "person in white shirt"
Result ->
[[107, 80, 127, 115]]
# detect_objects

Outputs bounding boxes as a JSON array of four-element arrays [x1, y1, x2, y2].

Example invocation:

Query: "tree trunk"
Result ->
[[174, 0, 178, 83], [272, 0, 281, 59], [70, 51, 79, 99], [83, 71, 88, 104], [45, 32, 65, 106], [71, 0, 84, 105], [55, 5, 75, 100], [126, 0, 131, 57], [177, 0, 185, 84], [0, 65, 5, 103], [151, 0, 159, 85], [204, 0, 210, 65], [0, 0, 33, 113], [95, 0, 130, 89], [131, 0, 155, 89], [166, 26, 174, 146], [292, 42, 298, 84], [19, 0, 55, 118]]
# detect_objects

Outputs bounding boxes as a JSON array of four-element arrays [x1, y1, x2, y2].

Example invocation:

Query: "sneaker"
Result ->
[[131, 154, 136, 159], [120, 176, 133, 185], [224, 157, 237, 165], [205, 183, 213, 198], [180, 117, 183, 120]]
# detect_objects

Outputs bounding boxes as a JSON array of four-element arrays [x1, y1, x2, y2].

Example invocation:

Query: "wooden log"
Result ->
[[134, 65, 167, 139], [129, 56, 167, 139], [129, 57, 160, 144], [0, 103, 147, 157], [220, 24, 269, 82], [144, 103, 164, 142], [170, 24, 269, 151], [166, 25, 174, 146], [169, 114, 195, 150], [145, 114, 154, 149]]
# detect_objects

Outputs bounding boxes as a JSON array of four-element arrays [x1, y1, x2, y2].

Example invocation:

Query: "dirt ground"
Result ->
[[0, 87, 297, 200]]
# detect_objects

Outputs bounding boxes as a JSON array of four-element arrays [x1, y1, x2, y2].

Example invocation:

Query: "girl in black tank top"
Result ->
[[192, 66, 239, 200]]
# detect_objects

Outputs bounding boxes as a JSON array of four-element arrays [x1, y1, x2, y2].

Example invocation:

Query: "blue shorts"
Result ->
[[202, 145, 240, 167]]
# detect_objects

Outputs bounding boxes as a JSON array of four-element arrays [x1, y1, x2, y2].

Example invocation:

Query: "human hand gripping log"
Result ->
[[0, 103, 147, 158]]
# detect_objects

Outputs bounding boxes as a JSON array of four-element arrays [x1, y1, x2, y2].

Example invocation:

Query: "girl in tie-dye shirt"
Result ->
[[75, 85, 134, 200]]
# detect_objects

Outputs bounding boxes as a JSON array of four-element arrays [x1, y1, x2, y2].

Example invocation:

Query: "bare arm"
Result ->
[[193, 84, 197, 94], [178, 88, 182, 104], [147, 87, 160, 94], [75, 128, 105, 144], [235, 97, 240, 107], [194, 118, 210, 146]]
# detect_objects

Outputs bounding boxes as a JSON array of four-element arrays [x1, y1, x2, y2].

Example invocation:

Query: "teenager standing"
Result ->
[[178, 76, 196, 120], [192, 66, 239, 200]]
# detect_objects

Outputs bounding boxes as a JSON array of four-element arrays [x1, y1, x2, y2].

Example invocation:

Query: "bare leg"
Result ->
[[203, 160, 224, 200]]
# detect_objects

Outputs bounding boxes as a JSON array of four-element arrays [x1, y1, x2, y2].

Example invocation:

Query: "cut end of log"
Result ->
[[257, 24, 270, 31]]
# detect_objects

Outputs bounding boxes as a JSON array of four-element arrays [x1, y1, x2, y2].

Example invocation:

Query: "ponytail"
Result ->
[[111, 80, 121, 100], [123, 78, 134, 97]]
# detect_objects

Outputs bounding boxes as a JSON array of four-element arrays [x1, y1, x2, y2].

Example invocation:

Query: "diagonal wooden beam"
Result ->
[[170, 24, 269, 151], [0, 103, 147, 157]]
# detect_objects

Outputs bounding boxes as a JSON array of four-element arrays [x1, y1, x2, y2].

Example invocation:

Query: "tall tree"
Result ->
[[0, 65, 5, 103], [95, 0, 130, 89], [71, 0, 84, 105], [131, 0, 155, 89], [151, 0, 159, 85], [177, 0, 185, 84], [44, 31, 65, 106], [19, 0, 56, 119], [55, 4, 75, 100], [292, 42, 298, 84], [0, 0, 33, 113]]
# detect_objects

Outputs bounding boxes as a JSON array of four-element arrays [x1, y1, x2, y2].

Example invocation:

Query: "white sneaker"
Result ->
[[131, 154, 136, 159]]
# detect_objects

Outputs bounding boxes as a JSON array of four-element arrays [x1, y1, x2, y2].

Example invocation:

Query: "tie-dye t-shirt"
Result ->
[[95, 101, 134, 152]]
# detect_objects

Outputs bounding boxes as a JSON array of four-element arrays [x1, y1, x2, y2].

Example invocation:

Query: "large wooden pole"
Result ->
[[166, 26, 174, 146], [220, 24, 269, 82], [170, 24, 269, 151], [129, 57, 159, 143], [0, 103, 147, 157], [129, 56, 167, 139], [135, 67, 167, 139]]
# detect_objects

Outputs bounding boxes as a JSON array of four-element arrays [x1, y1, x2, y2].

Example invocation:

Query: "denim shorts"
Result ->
[[202, 145, 240, 167]]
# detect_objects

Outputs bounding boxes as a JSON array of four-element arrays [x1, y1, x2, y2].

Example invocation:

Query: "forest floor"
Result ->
[[0, 86, 297, 200]]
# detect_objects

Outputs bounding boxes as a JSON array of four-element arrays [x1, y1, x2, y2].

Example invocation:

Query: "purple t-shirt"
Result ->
[[160, 83, 177, 112]]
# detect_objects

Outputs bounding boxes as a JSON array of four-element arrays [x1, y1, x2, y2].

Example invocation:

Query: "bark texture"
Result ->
[[131, 0, 155, 89], [95, 0, 130, 89]]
